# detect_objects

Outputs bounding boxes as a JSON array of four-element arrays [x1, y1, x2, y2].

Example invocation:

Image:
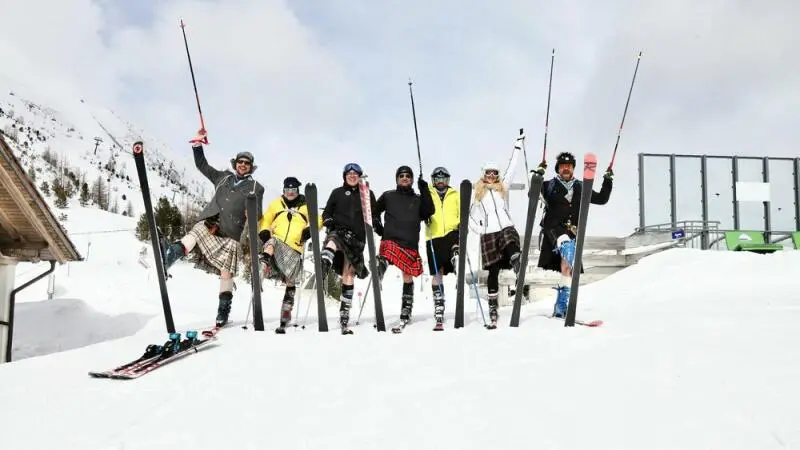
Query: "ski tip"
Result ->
[[584, 153, 597, 179]]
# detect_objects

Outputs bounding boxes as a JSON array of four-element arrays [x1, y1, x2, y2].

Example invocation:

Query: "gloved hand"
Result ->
[[531, 160, 547, 176], [258, 229, 271, 245], [301, 227, 311, 242], [189, 128, 208, 146], [322, 217, 335, 232], [373, 221, 384, 237], [417, 176, 429, 191], [604, 167, 614, 181]]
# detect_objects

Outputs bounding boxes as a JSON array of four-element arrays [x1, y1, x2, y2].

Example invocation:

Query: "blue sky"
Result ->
[[1, 0, 799, 237]]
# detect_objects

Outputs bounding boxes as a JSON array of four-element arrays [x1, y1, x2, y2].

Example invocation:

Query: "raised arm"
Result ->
[[590, 172, 613, 205], [501, 134, 525, 188], [192, 144, 228, 185], [417, 178, 434, 221]]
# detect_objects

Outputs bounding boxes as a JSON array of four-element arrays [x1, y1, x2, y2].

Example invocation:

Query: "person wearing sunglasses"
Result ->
[[468, 134, 525, 328], [319, 162, 382, 334], [534, 151, 613, 318], [161, 128, 265, 328], [422, 166, 461, 328], [257, 176, 320, 333], [373, 165, 434, 330]]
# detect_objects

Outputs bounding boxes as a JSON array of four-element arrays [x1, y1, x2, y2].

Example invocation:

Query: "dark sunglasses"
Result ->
[[397, 173, 412, 179], [236, 159, 252, 166], [484, 170, 499, 176]]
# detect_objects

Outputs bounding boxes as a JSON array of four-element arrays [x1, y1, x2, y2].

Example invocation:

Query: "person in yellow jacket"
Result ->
[[424, 166, 460, 326], [257, 176, 320, 333]]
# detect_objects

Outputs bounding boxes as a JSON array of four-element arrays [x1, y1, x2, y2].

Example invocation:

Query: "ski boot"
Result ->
[[552, 286, 569, 318], [486, 293, 499, 329], [320, 248, 334, 277], [216, 291, 233, 327], [339, 297, 354, 335], [433, 292, 445, 331], [162, 241, 186, 270], [275, 292, 295, 334]]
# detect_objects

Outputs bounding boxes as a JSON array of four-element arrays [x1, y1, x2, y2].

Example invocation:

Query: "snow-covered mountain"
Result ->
[[0, 78, 210, 223]]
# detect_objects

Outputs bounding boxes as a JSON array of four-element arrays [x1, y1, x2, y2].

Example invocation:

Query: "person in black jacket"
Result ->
[[161, 128, 265, 328], [374, 165, 434, 328], [320, 162, 382, 334], [534, 151, 613, 317]]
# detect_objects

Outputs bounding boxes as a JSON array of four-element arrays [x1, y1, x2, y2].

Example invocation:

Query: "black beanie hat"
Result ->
[[283, 177, 301, 189], [396, 165, 413, 178]]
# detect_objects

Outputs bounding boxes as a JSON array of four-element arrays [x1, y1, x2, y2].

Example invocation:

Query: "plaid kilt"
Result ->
[[265, 237, 304, 284], [186, 220, 241, 276], [379, 239, 423, 277], [480, 226, 521, 269], [324, 229, 369, 279]]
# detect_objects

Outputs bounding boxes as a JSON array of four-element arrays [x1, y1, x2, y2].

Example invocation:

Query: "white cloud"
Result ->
[[1, 0, 797, 239]]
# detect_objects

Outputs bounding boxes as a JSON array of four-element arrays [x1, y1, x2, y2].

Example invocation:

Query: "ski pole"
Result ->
[[355, 273, 372, 324], [540, 48, 555, 164], [608, 50, 643, 171], [466, 252, 486, 326], [179, 19, 208, 142], [408, 78, 423, 176]]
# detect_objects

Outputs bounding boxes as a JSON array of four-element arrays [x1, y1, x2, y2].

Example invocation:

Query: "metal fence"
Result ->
[[637, 153, 800, 249]]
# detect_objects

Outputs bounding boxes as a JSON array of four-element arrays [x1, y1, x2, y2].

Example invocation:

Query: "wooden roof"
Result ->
[[0, 134, 81, 263]]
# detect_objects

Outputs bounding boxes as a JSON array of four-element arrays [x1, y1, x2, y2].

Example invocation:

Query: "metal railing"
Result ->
[[635, 219, 796, 250]]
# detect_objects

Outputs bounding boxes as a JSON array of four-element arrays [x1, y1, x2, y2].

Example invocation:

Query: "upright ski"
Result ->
[[454, 179, 472, 328], [564, 153, 597, 327], [509, 172, 544, 327], [304, 183, 329, 332], [245, 194, 265, 331], [132, 141, 176, 334], [359, 177, 385, 332]]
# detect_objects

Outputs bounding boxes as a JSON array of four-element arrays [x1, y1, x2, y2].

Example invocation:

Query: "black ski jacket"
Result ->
[[539, 176, 613, 243], [321, 183, 381, 243], [375, 179, 435, 250]]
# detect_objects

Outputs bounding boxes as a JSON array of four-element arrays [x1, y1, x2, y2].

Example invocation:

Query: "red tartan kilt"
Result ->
[[379, 240, 423, 277]]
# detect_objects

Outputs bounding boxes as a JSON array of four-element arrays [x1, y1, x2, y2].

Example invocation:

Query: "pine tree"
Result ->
[[91, 175, 108, 210], [53, 178, 69, 209], [125, 201, 134, 217], [39, 180, 50, 196], [79, 183, 90, 206]]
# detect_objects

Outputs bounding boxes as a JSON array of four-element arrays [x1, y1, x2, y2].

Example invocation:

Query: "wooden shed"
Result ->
[[0, 133, 82, 363]]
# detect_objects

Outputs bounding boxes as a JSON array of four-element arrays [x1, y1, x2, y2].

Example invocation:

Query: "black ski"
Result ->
[[132, 141, 175, 334], [304, 183, 329, 332], [245, 194, 265, 331], [359, 178, 385, 332], [454, 179, 472, 328], [509, 171, 544, 327], [564, 153, 597, 327]]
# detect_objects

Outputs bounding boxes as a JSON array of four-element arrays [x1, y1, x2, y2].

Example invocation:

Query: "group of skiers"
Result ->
[[159, 129, 614, 333]]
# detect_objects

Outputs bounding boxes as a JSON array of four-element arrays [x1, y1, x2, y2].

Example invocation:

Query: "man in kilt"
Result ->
[[468, 135, 524, 328], [423, 166, 460, 326], [162, 129, 265, 327], [320, 163, 382, 334], [532, 151, 613, 317], [258, 176, 320, 334], [374, 165, 434, 327]]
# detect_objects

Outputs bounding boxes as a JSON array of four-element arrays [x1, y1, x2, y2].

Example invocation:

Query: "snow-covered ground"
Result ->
[[1, 202, 799, 449]]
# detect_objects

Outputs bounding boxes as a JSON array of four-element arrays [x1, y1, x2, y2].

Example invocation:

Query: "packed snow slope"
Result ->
[[1, 205, 799, 449]]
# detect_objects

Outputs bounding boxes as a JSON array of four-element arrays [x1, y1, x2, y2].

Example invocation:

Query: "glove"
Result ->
[[189, 128, 208, 146], [531, 161, 547, 176], [604, 167, 614, 181], [301, 227, 311, 242], [373, 222, 384, 237], [417, 176, 429, 191], [322, 217, 335, 232], [258, 229, 271, 245]]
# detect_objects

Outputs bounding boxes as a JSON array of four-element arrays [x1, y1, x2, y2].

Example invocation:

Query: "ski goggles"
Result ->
[[432, 175, 449, 183], [483, 169, 499, 176], [283, 187, 299, 194], [343, 163, 363, 175]]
